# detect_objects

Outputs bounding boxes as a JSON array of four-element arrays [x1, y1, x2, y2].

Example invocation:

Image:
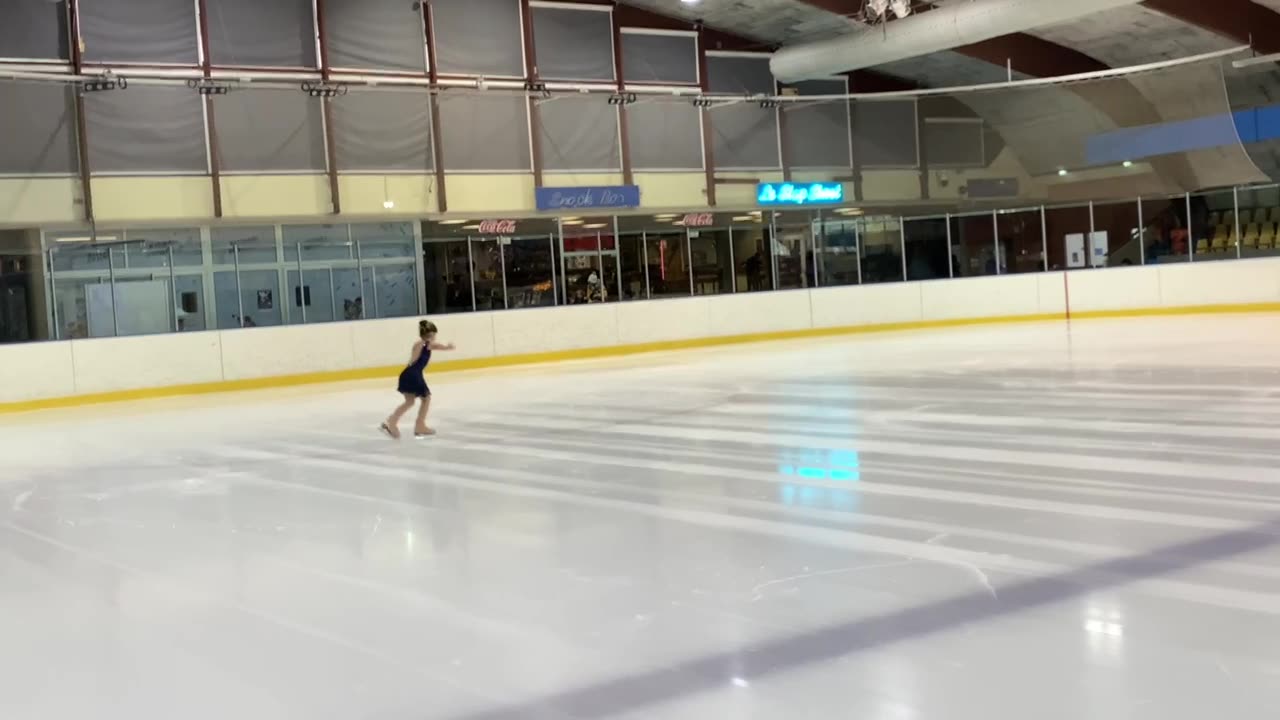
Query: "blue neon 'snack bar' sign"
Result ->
[[756, 182, 844, 206]]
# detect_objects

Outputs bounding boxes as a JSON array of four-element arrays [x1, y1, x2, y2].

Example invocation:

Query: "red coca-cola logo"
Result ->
[[477, 219, 517, 234], [681, 213, 714, 227]]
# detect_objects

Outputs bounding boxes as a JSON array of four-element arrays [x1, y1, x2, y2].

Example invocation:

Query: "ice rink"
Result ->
[[3, 315, 1280, 719]]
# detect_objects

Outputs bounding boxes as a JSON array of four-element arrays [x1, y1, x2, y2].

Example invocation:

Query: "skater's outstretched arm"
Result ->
[[428, 340, 455, 351]]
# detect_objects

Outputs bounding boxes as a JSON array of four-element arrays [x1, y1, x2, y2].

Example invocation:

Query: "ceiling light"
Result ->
[[560, 216, 581, 222], [732, 215, 754, 221], [583, 223, 607, 229], [439, 219, 469, 225], [461, 224, 480, 230], [382, 200, 395, 209], [1122, 160, 1133, 168], [680, 0, 700, 4], [1057, 168, 1068, 176], [653, 214, 677, 220], [561, 219, 584, 226]]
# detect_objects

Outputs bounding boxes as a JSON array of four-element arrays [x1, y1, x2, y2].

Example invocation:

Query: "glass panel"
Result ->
[[369, 265, 418, 319], [688, 227, 733, 296], [284, 224, 351, 262], [471, 237, 505, 311], [109, 278, 174, 337], [562, 219, 616, 304], [859, 217, 903, 284], [215, 269, 282, 328], [618, 229, 647, 301], [902, 217, 948, 281], [1140, 196, 1190, 265], [48, 237, 112, 272], [644, 230, 690, 299], [1190, 189, 1238, 262], [212, 227, 277, 265], [53, 277, 106, 339], [353, 223, 415, 259], [332, 267, 365, 321], [287, 268, 336, 324], [1043, 205, 1092, 271], [115, 228, 203, 269], [174, 274, 207, 332], [1237, 184, 1280, 258], [1090, 200, 1141, 268], [0, 241, 42, 343], [771, 211, 811, 290], [505, 235, 556, 308], [949, 212, 997, 277], [996, 209, 1045, 273], [731, 215, 771, 293], [816, 212, 860, 287], [422, 238, 472, 314]]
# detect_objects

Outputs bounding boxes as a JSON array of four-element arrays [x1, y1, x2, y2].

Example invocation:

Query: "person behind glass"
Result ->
[[381, 319, 455, 439]]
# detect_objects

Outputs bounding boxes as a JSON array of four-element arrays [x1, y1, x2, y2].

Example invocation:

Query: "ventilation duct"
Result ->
[[770, 0, 1144, 82]]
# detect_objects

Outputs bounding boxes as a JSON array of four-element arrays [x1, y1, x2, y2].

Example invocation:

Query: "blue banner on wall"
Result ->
[[535, 185, 641, 211], [757, 182, 844, 206]]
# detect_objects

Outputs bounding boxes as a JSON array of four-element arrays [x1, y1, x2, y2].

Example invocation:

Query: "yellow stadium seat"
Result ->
[[1213, 224, 1228, 241], [1244, 224, 1260, 249], [1208, 211, 1221, 227], [1196, 238, 1211, 254], [1270, 208, 1280, 224], [1238, 209, 1253, 225], [1261, 223, 1277, 249]]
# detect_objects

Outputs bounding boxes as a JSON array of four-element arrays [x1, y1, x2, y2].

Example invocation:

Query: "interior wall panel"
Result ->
[[84, 86, 207, 174], [79, 0, 198, 64], [332, 90, 434, 171], [212, 90, 327, 173], [431, 0, 524, 77], [0, 0, 69, 60], [0, 83, 78, 175], [206, 0, 316, 68]]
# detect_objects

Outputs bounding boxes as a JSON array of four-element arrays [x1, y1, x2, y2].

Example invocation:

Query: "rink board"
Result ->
[[6, 260, 1280, 412]]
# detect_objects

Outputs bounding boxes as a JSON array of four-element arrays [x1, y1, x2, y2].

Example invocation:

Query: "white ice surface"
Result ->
[[3, 316, 1280, 719]]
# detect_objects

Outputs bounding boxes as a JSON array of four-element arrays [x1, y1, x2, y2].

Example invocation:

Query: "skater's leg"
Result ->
[[383, 394, 415, 438], [414, 395, 433, 436]]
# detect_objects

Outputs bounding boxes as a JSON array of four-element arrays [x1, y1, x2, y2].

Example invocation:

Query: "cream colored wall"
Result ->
[[0, 178, 81, 226], [634, 172, 707, 209], [93, 177, 214, 223], [221, 175, 331, 218], [445, 174, 536, 213], [339, 174, 437, 216], [716, 172, 783, 207]]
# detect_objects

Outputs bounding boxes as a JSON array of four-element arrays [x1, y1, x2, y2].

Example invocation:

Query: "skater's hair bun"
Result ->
[[418, 319, 438, 338]]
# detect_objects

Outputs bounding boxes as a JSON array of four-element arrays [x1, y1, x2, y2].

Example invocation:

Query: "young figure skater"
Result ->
[[382, 319, 454, 439]]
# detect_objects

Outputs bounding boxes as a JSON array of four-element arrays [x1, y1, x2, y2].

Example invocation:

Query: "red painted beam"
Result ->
[[956, 34, 1108, 77], [422, 0, 447, 213], [195, 0, 224, 218], [313, 0, 342, 214], [1143, 0, 1277, 53], [67, 0, 94, 224]]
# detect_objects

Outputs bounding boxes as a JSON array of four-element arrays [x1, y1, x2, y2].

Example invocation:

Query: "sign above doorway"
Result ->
[[535, 185, 641, 212], [756, 182, 844, 206]]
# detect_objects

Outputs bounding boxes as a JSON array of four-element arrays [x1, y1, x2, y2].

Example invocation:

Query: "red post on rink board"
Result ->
[[477, 220, 517, 234], [682, 213, 714, 227]]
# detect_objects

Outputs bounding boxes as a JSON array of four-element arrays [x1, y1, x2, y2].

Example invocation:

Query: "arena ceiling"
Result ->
[[618, 0, 1280, 193]]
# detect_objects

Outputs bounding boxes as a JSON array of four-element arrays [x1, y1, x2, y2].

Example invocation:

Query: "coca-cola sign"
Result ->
[[681, 213, 714, 227], [477, 219, 517, 234]]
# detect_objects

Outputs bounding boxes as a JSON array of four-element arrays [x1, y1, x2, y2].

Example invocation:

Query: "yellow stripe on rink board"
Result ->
[[1, 301, 1277, 414]]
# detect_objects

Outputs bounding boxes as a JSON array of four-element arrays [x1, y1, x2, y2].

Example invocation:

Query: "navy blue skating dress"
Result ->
[[397, 346, 432, 398]]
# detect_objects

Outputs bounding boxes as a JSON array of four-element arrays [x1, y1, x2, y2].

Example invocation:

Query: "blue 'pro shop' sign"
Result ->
[[535, 185, 641, 212], [756, 182, 844, 206]]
